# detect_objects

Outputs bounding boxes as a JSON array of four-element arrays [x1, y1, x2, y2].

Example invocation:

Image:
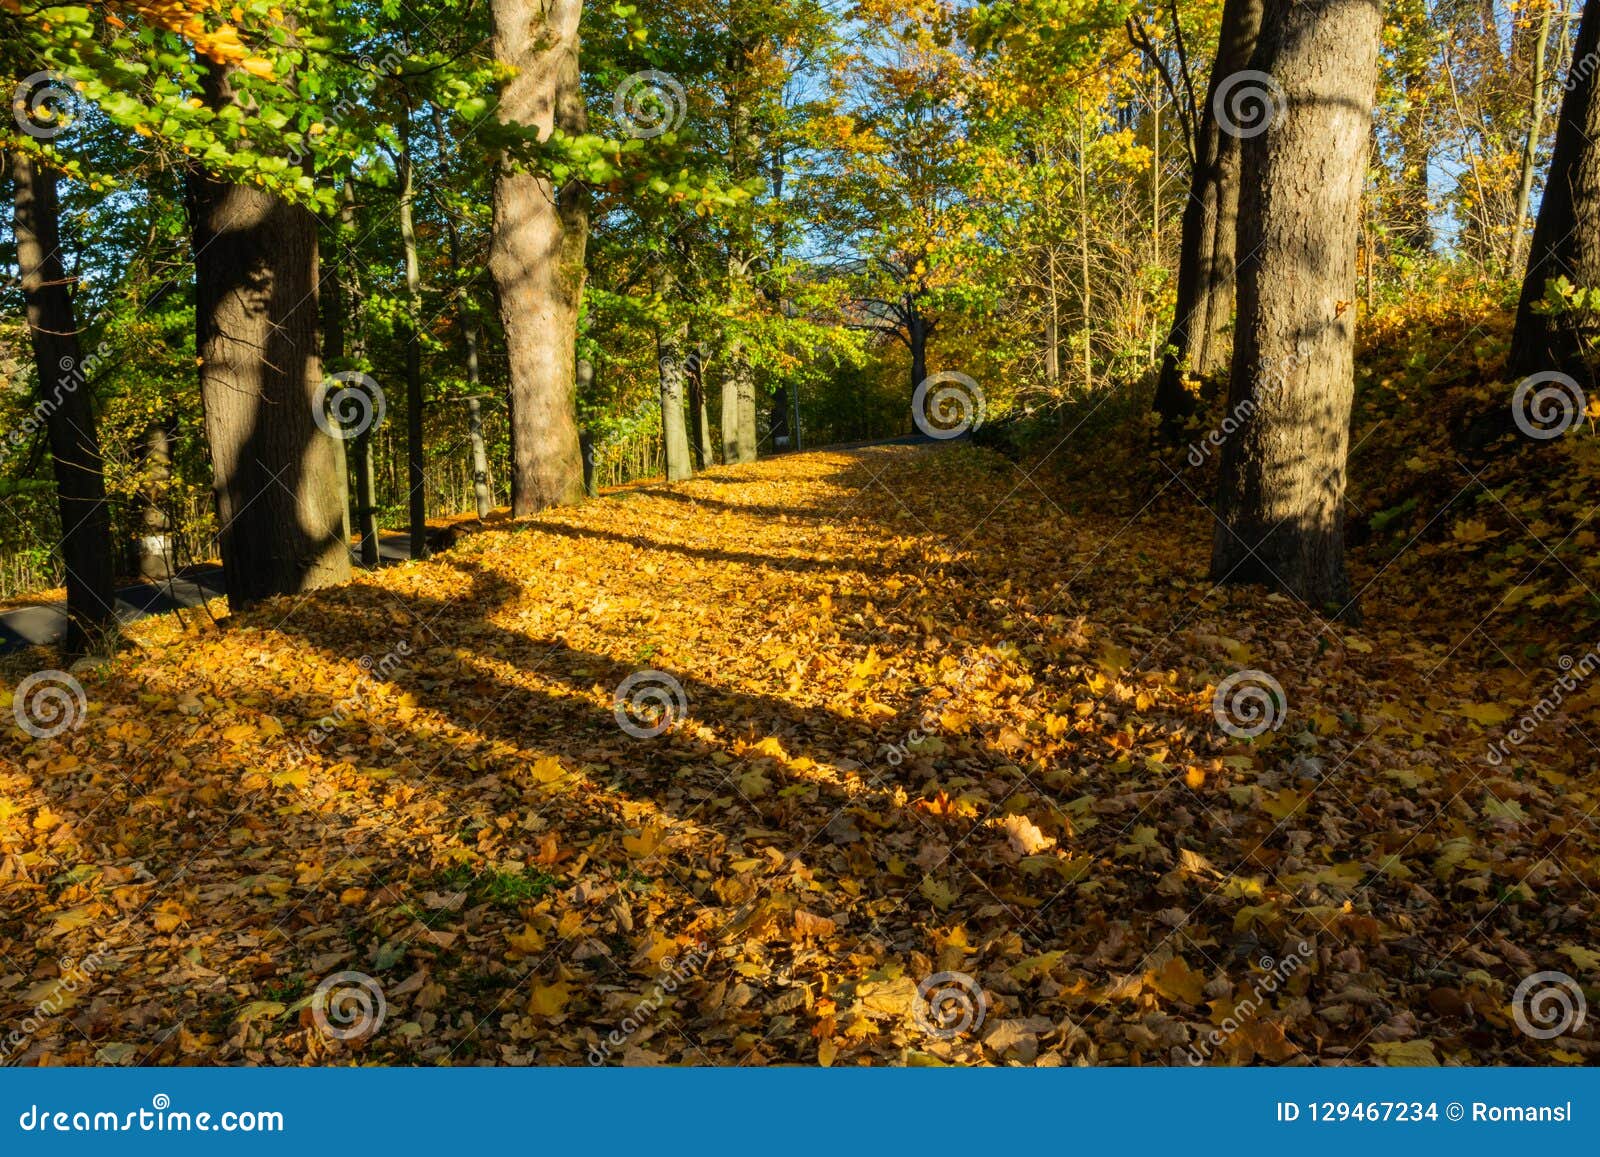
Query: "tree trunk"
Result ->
[[1509, 0, 1600, 382], [720, 341, 758, 464], [688, 345, 714, 470], [398, 127, 429, 559], [908, 308, 929, 402], [658, 323, 694, 482], [187, 68, 352, 611], [1210, 0, 1384, 616], [327, 182, 380, 568], [489, 0, 588, 515], [10, 152, 116, 653], [1152, 0, 1265, 432], [135, 421, 174, 580], [1510, 0, 1555, 273]]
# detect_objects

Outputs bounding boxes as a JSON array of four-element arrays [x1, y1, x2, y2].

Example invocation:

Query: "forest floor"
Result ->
[[1, 427, 1597, 1066]]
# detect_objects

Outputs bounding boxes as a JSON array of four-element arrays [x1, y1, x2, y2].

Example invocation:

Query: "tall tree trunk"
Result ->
[[10, 152, 116, 652], [908, 307, 929, 402], [1510, 0, 1555, 273], [398, 125, 429, 559], [489, 0, 588, 515], [135, 420, 174, 580], [1152, 0, 1265, 432], [688, 345, 714, 470], [1509, 0, 1600, 382], [657, 324, 694, 482], [187, 68, 351, 611], [327, 182, 380, 568], [1210, 0, 1385, 615], [720, 340, 758, 464]]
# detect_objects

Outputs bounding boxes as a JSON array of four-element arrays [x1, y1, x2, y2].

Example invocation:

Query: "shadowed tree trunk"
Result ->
[[325, 183, 380, 568], [489, 0, 588, 515], [135, 420, 174, 581], [10, 152, 115, 653], [1210, 0, 1385, 616], [1509, 0, 1600, 383], [657, 297, 694, 482], [1152, 0, 1264, 434], [688, 346, 714, 470], [187, 67, 352, 611], [398, 122, 429, 560]]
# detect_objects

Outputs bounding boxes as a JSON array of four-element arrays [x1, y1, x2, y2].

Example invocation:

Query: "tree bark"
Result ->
[[135, 420, 174, 581], [187, 68, 352, 611], [1509, 0, 1600, 382], [10, 152, 116, 652], [658, 319, 694, 482], [1210, 0, 1385, 616], [489, 0, 588, 515], [398, 125, 429, 559], [1152, 0, 1264, 433], [1510, 0, 1554, 273]]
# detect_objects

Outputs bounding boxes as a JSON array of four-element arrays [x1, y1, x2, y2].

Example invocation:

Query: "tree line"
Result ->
[[2, 0, 1596, 651]]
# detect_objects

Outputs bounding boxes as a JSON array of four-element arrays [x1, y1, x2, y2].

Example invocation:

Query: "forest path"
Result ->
[[0, 442, 1594, 1066]]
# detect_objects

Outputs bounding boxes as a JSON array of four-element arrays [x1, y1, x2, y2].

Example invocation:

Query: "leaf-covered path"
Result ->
[[2, 444, 1596, 1065]]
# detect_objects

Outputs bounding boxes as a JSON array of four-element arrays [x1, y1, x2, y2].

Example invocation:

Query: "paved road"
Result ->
[[0, 531, 432, 653]]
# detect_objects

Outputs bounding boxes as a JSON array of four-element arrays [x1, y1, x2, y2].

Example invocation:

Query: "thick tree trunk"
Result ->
[[908, 309, 929, 401], [688, 345, 714, 470], [658, 323, 694, 482], [720, 342, 758, 464], [10, 153, 116, 653], [1152, 0, 1264, 432], [489, 0, 588, 515], [1210, 0, 1384, 616], [1509, 0, 1600, 382], [187, 70, 352, 611]]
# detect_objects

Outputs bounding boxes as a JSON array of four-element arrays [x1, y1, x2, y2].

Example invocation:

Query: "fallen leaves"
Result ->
[[0, 441, 1595, 1069]]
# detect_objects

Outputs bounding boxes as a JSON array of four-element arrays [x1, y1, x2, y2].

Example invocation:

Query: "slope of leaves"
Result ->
[[1, 431, 1596, 1065]]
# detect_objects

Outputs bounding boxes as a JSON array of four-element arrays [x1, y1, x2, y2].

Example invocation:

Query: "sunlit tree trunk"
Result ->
[[1509, 0, 1600, 382], [187, 67, 351, 611], [489, 0, 588, 515], [1210, 0, 1385, 616], [10, 152, 115, 652], [398, 121, 429, 559]]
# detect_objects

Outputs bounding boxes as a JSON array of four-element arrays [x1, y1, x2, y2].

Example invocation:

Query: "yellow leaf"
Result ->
[[507, 924, 546, 955], [527, 980, 571, 1017]]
